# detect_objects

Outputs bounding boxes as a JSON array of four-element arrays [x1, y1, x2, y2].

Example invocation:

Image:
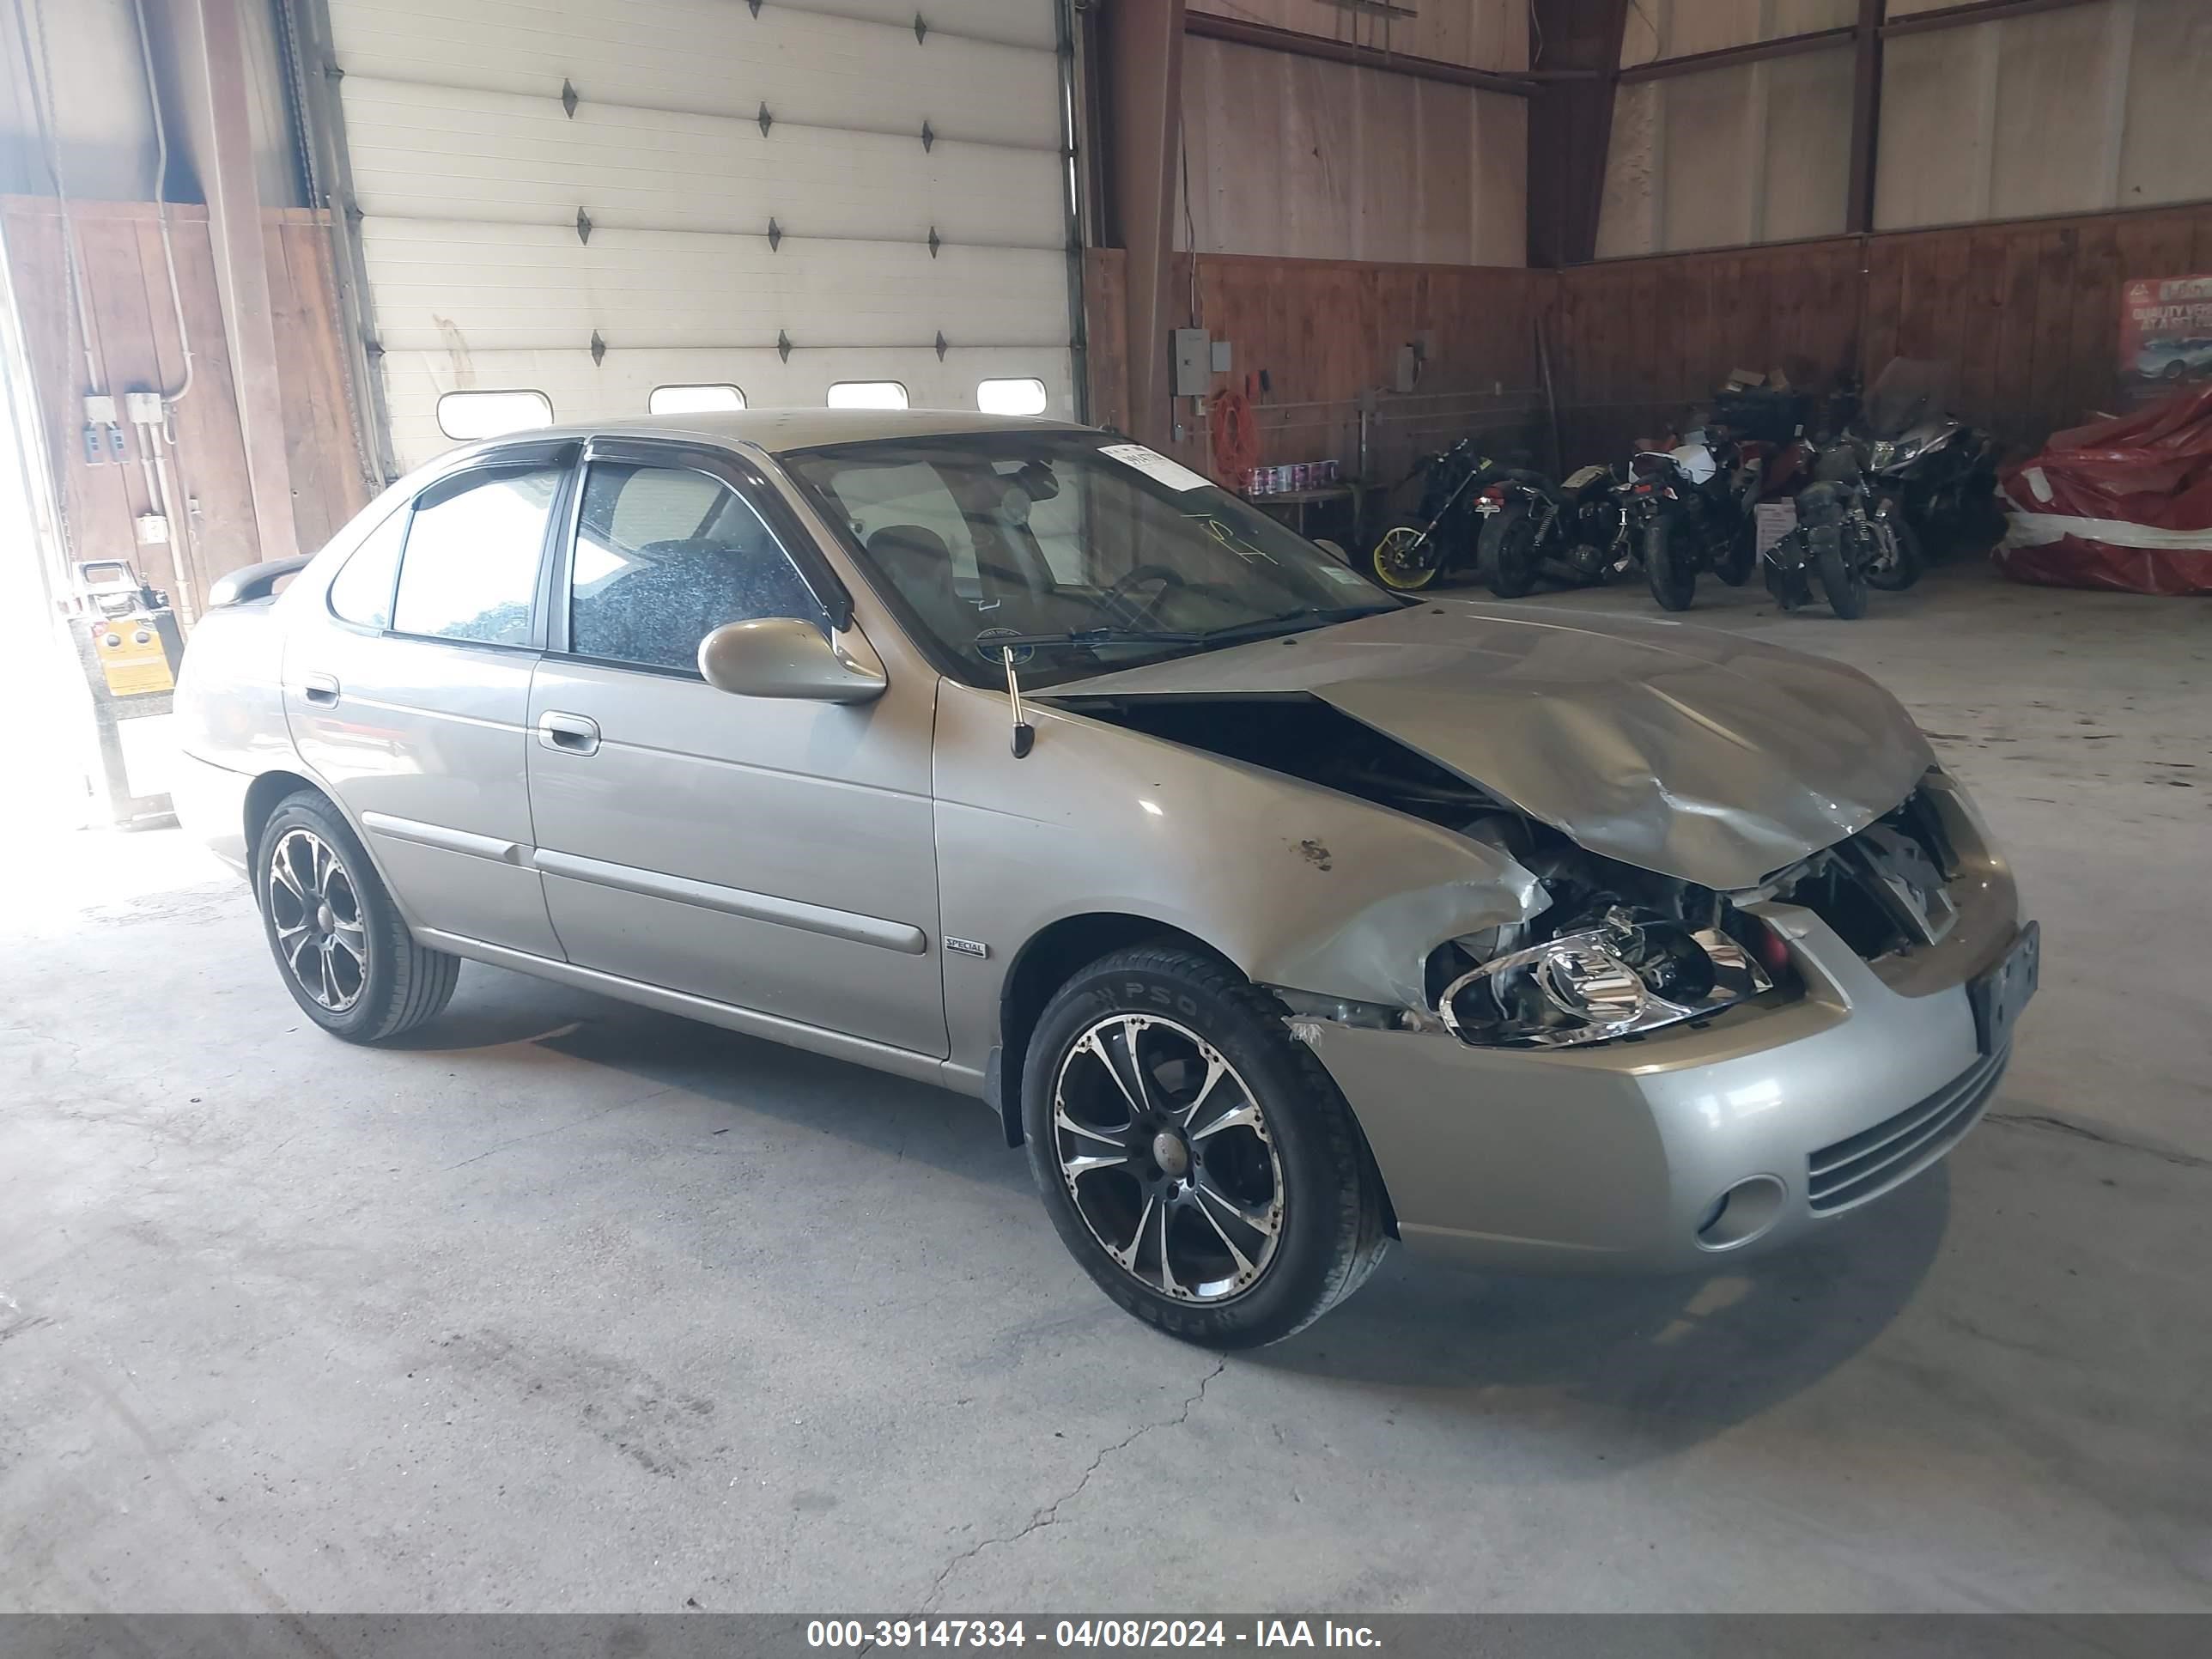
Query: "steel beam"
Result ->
[[1184, 11, 1539, 96], [1101, 0, 1185, 450], [186, 0, 299, 561]]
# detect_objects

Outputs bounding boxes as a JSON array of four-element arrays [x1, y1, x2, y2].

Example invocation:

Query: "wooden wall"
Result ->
[[2, 196, 369, 623], [1087, 251, 1551, 495], [1177, 36, 1527, 268], [1552, 200, 2212, 465]]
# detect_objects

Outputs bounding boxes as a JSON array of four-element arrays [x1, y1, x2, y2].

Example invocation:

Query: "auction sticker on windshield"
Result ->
[[1100, 442, 1214, 494]]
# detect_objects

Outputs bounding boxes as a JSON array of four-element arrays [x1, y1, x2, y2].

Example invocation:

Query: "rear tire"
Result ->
[[1814, 528, 1870, 620], [255, 791, 460, 1043], [1482, 505, 1540, 599], [1645, 518, 1695, 611], [1022, 944, 1390, 1349]]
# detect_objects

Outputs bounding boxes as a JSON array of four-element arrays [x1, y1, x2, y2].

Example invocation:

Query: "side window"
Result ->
[[568, 462, 828, 673], [391, 465, 562, 645], [326, 503, 410, 628]]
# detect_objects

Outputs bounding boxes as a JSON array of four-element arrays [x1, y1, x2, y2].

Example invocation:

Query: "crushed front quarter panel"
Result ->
[[929, 678, 1548, 1085], [1048, 600, 1937, 891]]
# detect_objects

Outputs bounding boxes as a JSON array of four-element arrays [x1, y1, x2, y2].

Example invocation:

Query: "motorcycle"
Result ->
[[1772, 430, 1923, 592], [1841, 361, 2005, 554], [1367, 439, 1498, 592], [1760, 441, 1909, 619], [1625, 431, 1761, 611], [1478, 463, 1635, 598]]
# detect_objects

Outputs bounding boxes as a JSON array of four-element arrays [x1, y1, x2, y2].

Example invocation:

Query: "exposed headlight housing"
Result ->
[[1437, 908, 1775, 1048]]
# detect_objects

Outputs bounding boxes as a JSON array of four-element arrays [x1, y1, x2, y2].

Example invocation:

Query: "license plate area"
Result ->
[[1969, 920, 2039, 1055]]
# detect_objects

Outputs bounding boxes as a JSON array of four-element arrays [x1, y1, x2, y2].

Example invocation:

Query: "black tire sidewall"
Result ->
[[254, 794, 412, 1040], [1020, 950, 1373, 1348], [1814, 530, 1870, 619], [1714, 520, 1755, 585], [1646, 517, 1695, 610], [1483, 504, 1538, 597], [1866, 512, 1923, 591]]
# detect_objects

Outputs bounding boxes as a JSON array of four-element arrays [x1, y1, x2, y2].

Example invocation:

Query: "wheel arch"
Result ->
[[989, 910, 1225, 1147], [240, 768, 405, 914]]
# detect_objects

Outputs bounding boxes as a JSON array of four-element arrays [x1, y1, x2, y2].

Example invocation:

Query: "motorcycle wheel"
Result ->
[[1645, 518, 1695, 611], [1370, 519, 1443, 591], [1713, 520, 1756, 586], [1482, 504, 1540, 599], [1815, 527, 1869, 620], [1866, 512, 1923, 592]]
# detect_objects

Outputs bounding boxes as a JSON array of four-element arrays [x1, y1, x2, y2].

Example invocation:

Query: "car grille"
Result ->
[[1807, 1047, 2007, 1215]]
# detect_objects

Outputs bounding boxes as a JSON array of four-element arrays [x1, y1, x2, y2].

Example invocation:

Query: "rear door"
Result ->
[[286, 442, 576, 957], [523, 438, 945, 1055]]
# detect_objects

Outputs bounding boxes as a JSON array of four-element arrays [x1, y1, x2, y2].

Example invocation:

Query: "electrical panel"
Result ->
[[1171, 329, 1211, 398]]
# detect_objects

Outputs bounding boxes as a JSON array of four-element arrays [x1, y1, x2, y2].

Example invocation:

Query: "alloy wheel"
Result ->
[[1052, 1014, 1285, 1303], [1371, 526, 1442, 590], [266, 828, 368, 1012]]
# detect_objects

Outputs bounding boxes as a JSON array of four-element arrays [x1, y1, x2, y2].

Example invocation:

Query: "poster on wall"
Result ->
[[2119, 275, 2212, 408]]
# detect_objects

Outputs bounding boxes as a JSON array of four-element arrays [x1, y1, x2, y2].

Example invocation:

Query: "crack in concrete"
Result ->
[[1987, 1110, 2209, 1171], [436, 1085, 679, 1173], [923, 1356, 1227, 1609]]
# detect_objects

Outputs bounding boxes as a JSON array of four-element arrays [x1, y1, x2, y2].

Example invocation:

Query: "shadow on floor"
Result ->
[[404, 961, 1948, 1460]]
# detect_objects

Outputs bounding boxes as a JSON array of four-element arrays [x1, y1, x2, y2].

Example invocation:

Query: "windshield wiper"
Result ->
[[1199, 605, 1382, 645], [972, 627, 1206, 658]]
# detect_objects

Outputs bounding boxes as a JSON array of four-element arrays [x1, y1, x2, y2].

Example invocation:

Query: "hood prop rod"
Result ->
[[1003, 646, 1035, 758]]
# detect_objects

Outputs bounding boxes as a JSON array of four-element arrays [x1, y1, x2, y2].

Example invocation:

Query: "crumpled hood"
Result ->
[[1047, 600, 1935, 890]]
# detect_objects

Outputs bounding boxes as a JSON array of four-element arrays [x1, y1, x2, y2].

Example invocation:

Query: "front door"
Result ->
[[523, 438, 945, 1057]]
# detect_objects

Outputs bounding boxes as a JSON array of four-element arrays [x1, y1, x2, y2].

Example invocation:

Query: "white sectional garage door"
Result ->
[[321, 0, 1076, 471]]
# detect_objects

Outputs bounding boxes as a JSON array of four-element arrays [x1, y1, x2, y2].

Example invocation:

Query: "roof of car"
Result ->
[[538, 408, 1091, 455]]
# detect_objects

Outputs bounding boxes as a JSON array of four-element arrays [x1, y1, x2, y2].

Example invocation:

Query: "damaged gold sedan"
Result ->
[[175, 412, 2039, 1346]]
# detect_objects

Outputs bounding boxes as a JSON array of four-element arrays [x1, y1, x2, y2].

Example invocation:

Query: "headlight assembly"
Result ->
[[1437, 908, 1775, 1049]]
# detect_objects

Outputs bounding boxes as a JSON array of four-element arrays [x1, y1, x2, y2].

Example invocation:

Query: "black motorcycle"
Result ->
[[1480, 463, 1634, 598], [1839, 361, 2006, 554], [1367, 439, 1498, 592], [1626, 435, 1760, 611], [1761, 442, 1906, 620]]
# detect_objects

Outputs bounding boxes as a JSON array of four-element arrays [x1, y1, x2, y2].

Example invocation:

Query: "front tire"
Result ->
[[1481, 504, 1540, 598], [1814, 527, 1870, 620], [1866, 511, 1923, 591], [1021, 945, 1390, 1349], [1645, 517, 1695, 611], [1713, 519, 1755, 586], [1369, 519, 1443, 591], [256, 791, 460, 1042]]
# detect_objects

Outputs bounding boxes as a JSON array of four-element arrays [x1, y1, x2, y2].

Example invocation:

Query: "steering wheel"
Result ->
[[1101, 562, 1188, 624]]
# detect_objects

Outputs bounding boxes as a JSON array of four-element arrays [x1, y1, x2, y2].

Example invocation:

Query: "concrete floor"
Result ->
[[2, 562, 2207, 1613]]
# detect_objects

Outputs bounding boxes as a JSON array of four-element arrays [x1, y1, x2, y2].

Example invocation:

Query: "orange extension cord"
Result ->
[[1209, 379, 1259, 489]]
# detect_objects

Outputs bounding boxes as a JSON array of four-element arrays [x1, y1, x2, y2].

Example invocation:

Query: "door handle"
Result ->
[[537, 710, 601, 757], [301, 672, 340, 706]]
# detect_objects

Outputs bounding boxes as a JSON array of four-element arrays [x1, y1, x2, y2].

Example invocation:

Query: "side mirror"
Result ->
[[697, 617, 887, 703]]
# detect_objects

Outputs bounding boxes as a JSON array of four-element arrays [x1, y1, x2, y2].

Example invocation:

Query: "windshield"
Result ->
[[781, 431, 1396, 688]]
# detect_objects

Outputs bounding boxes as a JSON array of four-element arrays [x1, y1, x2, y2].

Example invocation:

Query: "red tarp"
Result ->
[[1996, 384, 2212, 595]]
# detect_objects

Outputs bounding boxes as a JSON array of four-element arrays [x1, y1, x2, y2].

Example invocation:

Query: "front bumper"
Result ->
[[1304, 886, 2025, 1276]]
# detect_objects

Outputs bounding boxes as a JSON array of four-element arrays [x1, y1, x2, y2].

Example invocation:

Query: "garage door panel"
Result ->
[[359, 222, 1070, 352], [326, 0, 1073, 470], [338, 79, 1064, 247], [328, 0, 1060, 146], [380, 345, 1076, 471]]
